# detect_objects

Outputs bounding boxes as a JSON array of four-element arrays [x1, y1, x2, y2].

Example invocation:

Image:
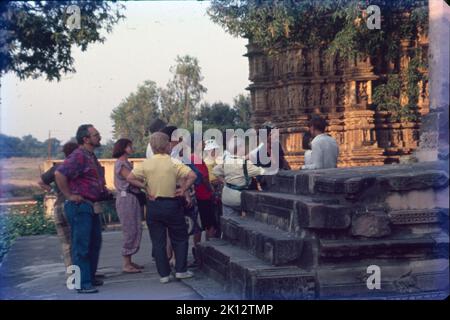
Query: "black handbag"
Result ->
[[126, 186, 147, 206]]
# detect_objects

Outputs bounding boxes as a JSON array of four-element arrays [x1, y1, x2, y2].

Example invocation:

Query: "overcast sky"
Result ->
[[0, 1, 249, 143]]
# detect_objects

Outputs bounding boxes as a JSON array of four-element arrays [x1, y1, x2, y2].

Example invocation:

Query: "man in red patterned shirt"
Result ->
[[55, 124, 110, 293]]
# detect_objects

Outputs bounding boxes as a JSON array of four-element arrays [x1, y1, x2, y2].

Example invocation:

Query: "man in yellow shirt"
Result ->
[[127, 132, 197, 283]]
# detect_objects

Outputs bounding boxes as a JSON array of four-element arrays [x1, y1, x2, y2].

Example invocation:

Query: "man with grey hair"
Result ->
[[55, 124, 111, 293], [127, 132, 197, 283], [146, 118, 167, 159]]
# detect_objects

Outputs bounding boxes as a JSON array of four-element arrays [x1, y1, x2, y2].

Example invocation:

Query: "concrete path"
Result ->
[[0, 231, 201, 300]]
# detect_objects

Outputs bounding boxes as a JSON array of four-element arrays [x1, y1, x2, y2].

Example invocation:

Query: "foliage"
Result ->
[[99, 200, 120, 224], [95, 139, 115, 159], [196, 102, 240, 131], [233, 93, 252, 129], [161, 55, 207, 128], [373, 52, 427, 122], [0, 133, 61, 158], [195, 94, 252, 131], [111, 80, 161, 156], [0, 1, 125, 81], [0, 201, 56, 263], [111, 55, 210, 150], [208, 0, 427, 58], [208, 0, 428, 121]]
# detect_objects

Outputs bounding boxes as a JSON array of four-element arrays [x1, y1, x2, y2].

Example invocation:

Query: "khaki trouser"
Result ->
[[54, 196, 72, 268]]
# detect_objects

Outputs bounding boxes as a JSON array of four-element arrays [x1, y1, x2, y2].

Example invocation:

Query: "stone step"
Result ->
[[316, 258, 449, 298], [220, 213, 303, 266], [241, 191, 352, 232], [180, 270, 239, 300], [262, 161, 449, 199], [197, 239, 316, 299], [319, 233, 450, 261]]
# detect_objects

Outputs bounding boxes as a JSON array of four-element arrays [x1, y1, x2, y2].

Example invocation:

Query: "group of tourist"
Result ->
[[38, 115, 338, 293]]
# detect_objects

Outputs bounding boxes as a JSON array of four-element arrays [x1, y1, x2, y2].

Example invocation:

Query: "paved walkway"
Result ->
[[0, 231, 201, 300]]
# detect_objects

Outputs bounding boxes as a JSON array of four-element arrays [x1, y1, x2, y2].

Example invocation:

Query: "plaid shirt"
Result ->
[[56, 147, 107, 202]]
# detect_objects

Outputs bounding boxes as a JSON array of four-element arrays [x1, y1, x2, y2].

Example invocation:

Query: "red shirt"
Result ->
[[57, 147, 107, 202], [190, 154, 212, 200]]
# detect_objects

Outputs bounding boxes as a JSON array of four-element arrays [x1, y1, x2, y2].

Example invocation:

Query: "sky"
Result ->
[[0, 1, 249, 143]]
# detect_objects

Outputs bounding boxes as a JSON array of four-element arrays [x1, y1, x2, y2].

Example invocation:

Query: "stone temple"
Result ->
[[245, 19, 429, 168], [190, 1, 449, 299]]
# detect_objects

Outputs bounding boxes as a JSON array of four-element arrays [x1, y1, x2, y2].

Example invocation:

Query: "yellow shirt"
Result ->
[[204, 156, 218, 183], [131, 154, 192, 198]]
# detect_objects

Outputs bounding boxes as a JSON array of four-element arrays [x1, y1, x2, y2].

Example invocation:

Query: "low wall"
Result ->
[[43, 158, 145, 191]]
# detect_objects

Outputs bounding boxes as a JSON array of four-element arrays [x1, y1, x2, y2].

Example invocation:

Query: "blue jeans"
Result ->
[[65, 201, 102, 289]]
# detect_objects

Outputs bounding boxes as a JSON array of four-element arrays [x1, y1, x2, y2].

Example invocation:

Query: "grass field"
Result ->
[[0, 157, 47, 199]]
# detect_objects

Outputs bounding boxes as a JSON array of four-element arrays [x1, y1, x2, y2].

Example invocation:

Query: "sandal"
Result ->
[[122, 267, 142, 274]]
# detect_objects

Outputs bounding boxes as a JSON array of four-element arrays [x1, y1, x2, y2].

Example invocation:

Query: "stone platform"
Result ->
[[196, 161, 449, 299]]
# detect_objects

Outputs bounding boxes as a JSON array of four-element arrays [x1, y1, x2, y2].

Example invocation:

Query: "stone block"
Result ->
[[379, 170, 449, 191], [297, 201, 352, 229], [351, 211, 391, 237]]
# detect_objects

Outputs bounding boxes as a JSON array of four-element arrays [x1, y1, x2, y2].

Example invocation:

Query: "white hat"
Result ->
[[204, 139, 220, 151]]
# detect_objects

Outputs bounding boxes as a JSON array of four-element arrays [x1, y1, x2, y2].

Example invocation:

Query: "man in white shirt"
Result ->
[[302, 116, 339, 170]]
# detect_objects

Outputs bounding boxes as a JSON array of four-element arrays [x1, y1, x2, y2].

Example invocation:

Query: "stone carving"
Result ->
[[320, 85, 329, 106], [358, 82, 369, 105], [393, 270, 421, 293], [303, 50, 311, 75], [287, 49, 296, 74], [336, 83, 345, 107], [246, 33, 428, 167], [388, 208, 444, 225], [288, 85, 298, 110]]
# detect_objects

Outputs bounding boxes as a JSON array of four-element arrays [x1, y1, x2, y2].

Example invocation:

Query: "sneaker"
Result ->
[[77, 287, 99, 294], [175, 271, 194, 279], [160, 276, 171, 284]]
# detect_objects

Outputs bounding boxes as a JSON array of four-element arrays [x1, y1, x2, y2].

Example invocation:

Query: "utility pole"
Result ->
[[47, 130, 51, 160]]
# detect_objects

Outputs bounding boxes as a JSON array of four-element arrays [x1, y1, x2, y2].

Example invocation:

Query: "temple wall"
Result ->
[[246, 24, 429, 169]]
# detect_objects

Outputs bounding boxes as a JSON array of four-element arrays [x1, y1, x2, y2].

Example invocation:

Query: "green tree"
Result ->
[[0, 134, 21, 158], [161, 55, 207, 128], [95, 139, 115, 159], [207, 0, 428, 122], [207, 0, 427, 58], [233, 93, 251, 129], [159, 86, 184, 127], [0, 1, 125, 81], [196, 102, 238, 131], [43, 138, 61, 158], [18, 135, 44, 157], [111, 80, 161, 156]]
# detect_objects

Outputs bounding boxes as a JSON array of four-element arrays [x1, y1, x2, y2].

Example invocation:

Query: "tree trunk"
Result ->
[[184, 87, 189, 128]]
